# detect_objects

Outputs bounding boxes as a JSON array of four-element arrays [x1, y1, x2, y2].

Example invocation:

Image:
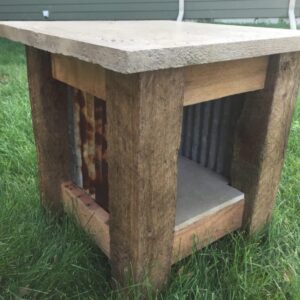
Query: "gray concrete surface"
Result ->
[[176, 157, 244, 228], [1, 21, 300, 73]]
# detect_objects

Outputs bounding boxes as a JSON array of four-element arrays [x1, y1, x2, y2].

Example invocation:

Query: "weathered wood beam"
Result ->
[[61, 181, 244, 265], [184, 56, 268, 106], [51, 53, 105, 100], [51, 54, 268, 106], [106, 69, 184, 289], [172, 199, 244, 263], [231, 53, 300, 233], [26, 47, 71, 212], [61, 182, 110, 257]]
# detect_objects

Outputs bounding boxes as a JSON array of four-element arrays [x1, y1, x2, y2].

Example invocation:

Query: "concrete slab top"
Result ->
[[1, 21, 300, 73]]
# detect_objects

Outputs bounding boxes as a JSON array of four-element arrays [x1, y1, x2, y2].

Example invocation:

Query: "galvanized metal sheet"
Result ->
[[180, 96, 245, 178]]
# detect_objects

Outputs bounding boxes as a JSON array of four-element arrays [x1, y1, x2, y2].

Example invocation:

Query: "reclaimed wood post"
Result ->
[[231, 53, 300, 233], [26, 47, 71, 212], [106, 69, 184, 289]]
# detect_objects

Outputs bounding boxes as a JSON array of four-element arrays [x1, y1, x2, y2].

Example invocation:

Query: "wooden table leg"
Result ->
[[231, 53, 300, 233], [26, 47, 71, 212], [106, 69, 184, 289]]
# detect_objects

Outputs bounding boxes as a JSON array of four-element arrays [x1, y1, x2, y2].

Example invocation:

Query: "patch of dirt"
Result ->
[[0, 74, 9, 85]]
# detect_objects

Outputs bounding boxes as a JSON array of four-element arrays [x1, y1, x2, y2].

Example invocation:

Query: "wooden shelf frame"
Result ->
[[61, 158, 245, 264], [51, 53, 268, 106]]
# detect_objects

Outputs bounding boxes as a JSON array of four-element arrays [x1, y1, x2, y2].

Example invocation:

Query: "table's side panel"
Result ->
[[231, 52, 300, 233], [26, 46, 71, 212], [106, 69, 184, 289], [51, 53, 267, 107], [68, 87, 109, 210], [61, 181, 110, 257], [51, 54, 106, 99], [173, 198, 244, 263], [184, 56, 268, 106]]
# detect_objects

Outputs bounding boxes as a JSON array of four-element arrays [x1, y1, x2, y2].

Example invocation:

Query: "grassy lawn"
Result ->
[[0, 37, 300, 299]]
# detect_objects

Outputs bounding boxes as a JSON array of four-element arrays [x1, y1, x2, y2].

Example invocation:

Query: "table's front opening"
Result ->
[[62, 88, 245, 263]]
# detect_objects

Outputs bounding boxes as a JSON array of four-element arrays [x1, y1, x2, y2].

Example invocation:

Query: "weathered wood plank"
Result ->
[[26, 46, 71, 211], [231, 53, 300, 233], [184, 56, 268, 106], [51, 53, 105, 99], [51, 54, 267, 106], [106, 69, 184, 288], [173, 198, 244, 263], [61, 182, 110, 257]]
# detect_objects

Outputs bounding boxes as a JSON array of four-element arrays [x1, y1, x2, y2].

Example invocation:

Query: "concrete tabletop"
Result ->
[[1, 21, 300, 73]]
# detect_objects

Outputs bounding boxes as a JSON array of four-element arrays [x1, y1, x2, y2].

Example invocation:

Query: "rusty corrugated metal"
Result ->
[[81, 92, 96, 195], [68, 87, 109, 210], [180, 96, 245, 178], [94, 98, 109, 211], [69, 88, 244, 211]]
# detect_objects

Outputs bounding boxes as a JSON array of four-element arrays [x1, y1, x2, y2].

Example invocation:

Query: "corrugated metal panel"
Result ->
[[0, 0, 296, 21], [68, 80, 244, 209], [180, 96, 245, 179], [68, 87, 109, 211]]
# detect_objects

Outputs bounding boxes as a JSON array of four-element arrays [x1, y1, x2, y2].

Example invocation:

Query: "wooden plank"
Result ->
[[51, 54, 268, 106], [60, 155, 245, 264], [184, 56, 268, 106], [106, 69, 184, 289], [26, 47, 71, 212], [61, 182, 110, 257], [51, 53, 105, 99], [231, 53, 300, 233], [173, 199, 244, 263]]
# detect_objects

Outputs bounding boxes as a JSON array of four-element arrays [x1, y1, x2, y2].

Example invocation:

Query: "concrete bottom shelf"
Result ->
[[176, 156, 244, 228]]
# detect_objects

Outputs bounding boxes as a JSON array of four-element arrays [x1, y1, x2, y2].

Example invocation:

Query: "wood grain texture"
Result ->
[[61, 182, 110, 257], [51, 54, 267, 106], [26, 46, 71, 212], [106, 69, 184, 289], [173, 199, 244, 263], [231, 53, 300, 233], [184, 56, 268, 105], [61, 181, 244, 265], [51, 53, 105, 99], [61, 157, 244, 265]]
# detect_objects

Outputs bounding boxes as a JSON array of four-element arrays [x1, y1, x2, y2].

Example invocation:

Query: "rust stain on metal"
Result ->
[[84, 92, 96, 196], [73, 89, 83, 187], [71, 87, 109, 211], [94, 98, 109, 211]]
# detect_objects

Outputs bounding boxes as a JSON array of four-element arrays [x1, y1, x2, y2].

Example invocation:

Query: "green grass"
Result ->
[[0, 36, 300, 299]]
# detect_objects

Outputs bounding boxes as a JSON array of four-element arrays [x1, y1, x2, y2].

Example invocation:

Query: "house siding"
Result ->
[[0, 0, 298, 21]]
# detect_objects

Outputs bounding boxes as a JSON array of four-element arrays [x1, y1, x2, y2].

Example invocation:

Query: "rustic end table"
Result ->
[[1, 21, 300, 290]]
